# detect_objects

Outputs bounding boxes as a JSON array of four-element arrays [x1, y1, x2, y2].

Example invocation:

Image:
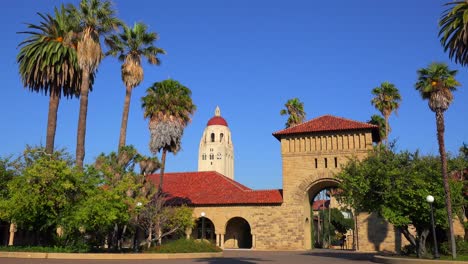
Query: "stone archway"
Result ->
[[303, 178, 354, 250], [192, 217, 216, 243], [224, 217, 252, 249]]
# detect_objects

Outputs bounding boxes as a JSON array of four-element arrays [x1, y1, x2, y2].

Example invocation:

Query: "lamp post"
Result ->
[[201, 212, 206, 241], [426, 195, 440, 259]]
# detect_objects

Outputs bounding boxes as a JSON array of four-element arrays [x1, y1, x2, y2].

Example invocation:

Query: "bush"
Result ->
[[145, 239, 222, 253], [440, 236, 468, 256], [0, 246, 75, 253]]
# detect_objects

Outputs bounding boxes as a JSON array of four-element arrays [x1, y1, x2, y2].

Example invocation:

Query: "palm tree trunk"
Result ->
[[45, 92, 60, 154], [118, 85, 133, 150], [436, 110, 456, 259], [159, 149, 167, 192], [384, 114, 389, 147], [76, 70, 90, 169]]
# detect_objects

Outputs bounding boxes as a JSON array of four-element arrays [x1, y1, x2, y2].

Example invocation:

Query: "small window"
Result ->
[[202, 154, 206, 160], [211, 133, 215, 142], [220, 133, 224, 142], [324, 158, 328, 168], [314, 158, 318, 169], [210, 154, 214, 160], [334, 157, 338, 168]]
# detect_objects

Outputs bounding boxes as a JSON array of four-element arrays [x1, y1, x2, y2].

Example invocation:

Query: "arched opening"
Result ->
[[192, 217, 215, 243], [211, 133, 215, 142], [220, 133, 224, 142], [305, 178, 355, 250], [224, 217, 252, 249]]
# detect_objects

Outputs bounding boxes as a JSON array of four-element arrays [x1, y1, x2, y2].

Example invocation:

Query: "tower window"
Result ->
[[210, 154, 214, 160], [314, 158, 318, 169], [220, 133, 224, 142], [324, 158, 328, 168], [334, 157, 338, 168], [211, 133, 215, 142], [202, 154, 207, 160]]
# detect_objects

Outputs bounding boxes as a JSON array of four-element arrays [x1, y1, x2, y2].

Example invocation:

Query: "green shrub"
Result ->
[[0, 246, 74, 253], [440, 236, 468, 256], [145, 239, 222, 253]]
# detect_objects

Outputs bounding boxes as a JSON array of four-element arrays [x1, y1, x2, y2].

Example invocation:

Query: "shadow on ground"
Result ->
[[195, 257, 271, 264], [302, 249, 375, 261]]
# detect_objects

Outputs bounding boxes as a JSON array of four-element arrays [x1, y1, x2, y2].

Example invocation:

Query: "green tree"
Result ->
[[280, 97, 306, 128], [106, 22, 165, 149], [66, 0, 121, 169], [141, 79, 196, 191], [439, 1, 468, 66], [17, 6, 84, 154], [415, 62, 461, 258], [337, 148, 463, 258], [370, 82, 401, 146], [368, 114, 386, 145]]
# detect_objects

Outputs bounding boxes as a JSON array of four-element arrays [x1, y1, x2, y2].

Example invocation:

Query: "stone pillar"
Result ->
[[185, 227, 192, 239], [220, 234, 225, 249], [252, 234, 256, 249], [8, 223, 16, 246], [216, 233, 220, 247]]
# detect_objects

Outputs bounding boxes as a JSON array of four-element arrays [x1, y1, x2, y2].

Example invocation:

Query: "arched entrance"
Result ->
[[224, 217, 252, 249], [304, 178, 355, 250], [193, 217, 215, 243]]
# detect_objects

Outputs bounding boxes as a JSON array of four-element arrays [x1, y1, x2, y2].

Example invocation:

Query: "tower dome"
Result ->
[[198, 106, 234, 179]]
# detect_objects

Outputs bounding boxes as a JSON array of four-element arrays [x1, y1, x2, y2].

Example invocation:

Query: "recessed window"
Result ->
[[334, 157, 338, 168], [211, 133, 215, 142], [324, 158, 328, 168], [210, 154, 214, 160], [220, 133, 224, 142], [202, 154, 206, 160], [314, 158, 318, 169]]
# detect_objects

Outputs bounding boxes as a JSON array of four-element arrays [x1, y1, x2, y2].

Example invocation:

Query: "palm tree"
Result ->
[[66, 0, 121, 169], [17, 6, 83, 154], [368, 114, 386, 145], [370, 82, 401, 146], [280, 98, 306, 128], [106, 22, 165, 149], [439, 1, 468, 66], [141, 79, 196, 191], [415, 62, 461, 259]]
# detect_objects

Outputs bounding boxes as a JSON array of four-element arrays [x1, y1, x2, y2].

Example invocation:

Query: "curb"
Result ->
[[374, 255, 468, 264], [0, 251, 223, 260]]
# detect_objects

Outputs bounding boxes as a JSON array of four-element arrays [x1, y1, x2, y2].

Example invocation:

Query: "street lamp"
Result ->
[[201, 212, 206, 241], [426, 195, 440, 259]]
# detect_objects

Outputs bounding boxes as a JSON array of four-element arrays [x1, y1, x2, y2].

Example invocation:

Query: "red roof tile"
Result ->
[[207, 116, 228, 127], [273, 115, 380, 142], [147, 171, 283, 205], [312, 200, 330, 210]]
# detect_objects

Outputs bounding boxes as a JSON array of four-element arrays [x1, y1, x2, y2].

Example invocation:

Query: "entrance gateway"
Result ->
[[148, 107, 402, 251]]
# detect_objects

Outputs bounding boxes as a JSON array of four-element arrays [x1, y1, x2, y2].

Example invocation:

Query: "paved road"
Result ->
[[0, 249, 376, 264]]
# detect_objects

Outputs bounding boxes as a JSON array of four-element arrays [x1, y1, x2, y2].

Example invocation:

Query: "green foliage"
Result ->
[[145, 239, 222, 253], [337, 148, 463, 232], [280, 97, 306, 128], [162, 206, 195, 234], [440, 236, 468, 256], [0, 246, 76, 253], [439, 1, 468, 66]]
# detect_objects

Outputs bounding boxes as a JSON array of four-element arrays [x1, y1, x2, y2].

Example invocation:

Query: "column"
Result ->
[[216, 233, 220, 247], [251, 234, 256, 249], [8, 223, 16, 246], [220, 234, 225, 249]]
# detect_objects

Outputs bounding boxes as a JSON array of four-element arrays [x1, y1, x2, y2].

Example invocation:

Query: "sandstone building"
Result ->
[[150, 107, 405, 251]]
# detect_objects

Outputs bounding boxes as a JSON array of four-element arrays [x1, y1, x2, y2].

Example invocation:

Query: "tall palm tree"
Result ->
[[370, 82, 401, 146], [66, 0, 121, 169], [415, 62, 461, 259], [141, 79, 196, 191], [368, 114, 386, 145], [280, 98, 306, 128], [17, 6, 83, 154], [439, 1, 468, 66], [106, 22, 165, 149]]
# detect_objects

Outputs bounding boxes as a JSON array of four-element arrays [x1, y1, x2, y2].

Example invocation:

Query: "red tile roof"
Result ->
[[207, 116, 228, 127], [312, 199, 330, 210], [147, 171, 283, 205], [273, 115, 380, 142]]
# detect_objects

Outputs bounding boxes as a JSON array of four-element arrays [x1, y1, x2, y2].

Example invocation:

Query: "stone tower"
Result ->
[[198, 106, 234, 179]]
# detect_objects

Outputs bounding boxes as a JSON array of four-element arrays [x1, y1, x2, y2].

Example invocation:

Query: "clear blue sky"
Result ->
[[1, 1, 467, 190]]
